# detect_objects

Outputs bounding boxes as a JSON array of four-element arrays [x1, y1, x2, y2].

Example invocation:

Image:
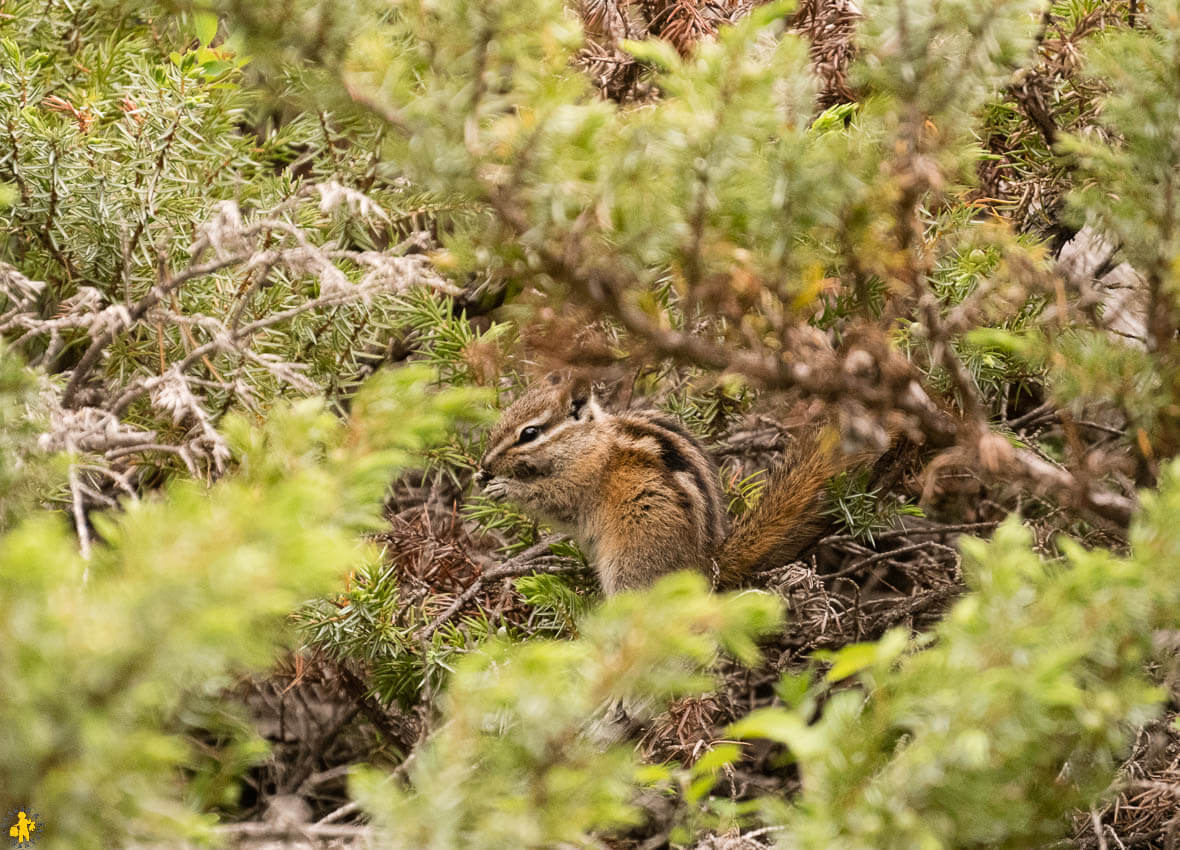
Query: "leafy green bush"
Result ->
[[0, 1, 477, 488], [6, 0, 1180, 846], [354, 572, 783, 849], [734, 485, 1180, 848], [0, 364, 486, 848]]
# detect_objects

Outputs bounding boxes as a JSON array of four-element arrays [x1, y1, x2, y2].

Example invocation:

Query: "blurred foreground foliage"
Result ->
[[735, 500, 1180, 849], [0, 359, 487, 847], [355, 573, 784, 849]]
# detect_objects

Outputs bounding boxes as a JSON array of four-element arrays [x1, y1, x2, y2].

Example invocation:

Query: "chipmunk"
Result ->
[[475, 374, 858, 594]]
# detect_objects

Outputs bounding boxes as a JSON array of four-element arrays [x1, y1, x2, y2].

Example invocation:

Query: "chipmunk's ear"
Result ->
[[566, 375, 600, 421]]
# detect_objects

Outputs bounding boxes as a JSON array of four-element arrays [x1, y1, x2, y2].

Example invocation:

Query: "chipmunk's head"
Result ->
[[476, 374, 603, 487]]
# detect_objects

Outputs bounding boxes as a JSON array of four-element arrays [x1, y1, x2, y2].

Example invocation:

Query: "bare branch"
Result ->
[[419, 536, 576, 640]]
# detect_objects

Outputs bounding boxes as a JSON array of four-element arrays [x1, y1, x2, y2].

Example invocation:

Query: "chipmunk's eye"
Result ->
[[516, 426, 541, 445]]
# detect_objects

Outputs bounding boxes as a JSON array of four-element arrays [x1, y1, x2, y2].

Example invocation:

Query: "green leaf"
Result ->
[[194, 11, 219, 47], [819, 628, 909, 683], [692, 743, 741, 776], [776, 670, 813, 707], [621, 37, 681, 70], [199, 59, 235, 77], [728, 708, 825, 759], [821, 641, 879, 682]]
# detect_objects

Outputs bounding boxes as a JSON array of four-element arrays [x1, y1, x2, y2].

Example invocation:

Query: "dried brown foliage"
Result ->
[[576, 0, 860, 103]]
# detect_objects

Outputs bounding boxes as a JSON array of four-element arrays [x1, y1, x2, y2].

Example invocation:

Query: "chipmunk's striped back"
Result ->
[[603, 411, 728, 583]]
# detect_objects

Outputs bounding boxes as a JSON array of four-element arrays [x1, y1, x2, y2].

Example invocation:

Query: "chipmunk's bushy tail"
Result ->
[[717, 427, 871, 587]]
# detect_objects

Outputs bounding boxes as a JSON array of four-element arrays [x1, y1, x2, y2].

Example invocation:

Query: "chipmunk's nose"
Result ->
[[475, 468, 492, 487]]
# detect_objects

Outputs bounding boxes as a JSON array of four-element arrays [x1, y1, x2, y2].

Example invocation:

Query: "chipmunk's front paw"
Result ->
[[482, 477, 511, 501]]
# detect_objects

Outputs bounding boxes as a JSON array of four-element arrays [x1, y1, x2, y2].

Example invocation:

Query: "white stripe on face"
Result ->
[[488, 414, 564, 462], [515, 418, 576, 453]]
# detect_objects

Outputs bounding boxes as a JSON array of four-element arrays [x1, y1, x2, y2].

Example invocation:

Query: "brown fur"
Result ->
[[716, 427, 845, 588], [478, 377, 865, 594]]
